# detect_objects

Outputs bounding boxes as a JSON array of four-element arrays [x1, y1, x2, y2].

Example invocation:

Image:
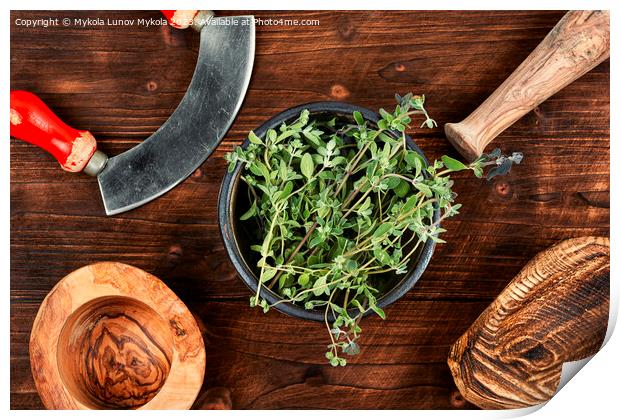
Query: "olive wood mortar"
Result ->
[[29, 262, 206, 410], [448, 236, 610, 409], [445, 10, 610, 161]]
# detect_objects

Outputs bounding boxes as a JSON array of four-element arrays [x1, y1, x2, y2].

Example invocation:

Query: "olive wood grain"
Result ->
[[11, 10, 610, 409], [448, 236, 610, 409], [29, 262, 206, 410], [444, 10, 610, 161]]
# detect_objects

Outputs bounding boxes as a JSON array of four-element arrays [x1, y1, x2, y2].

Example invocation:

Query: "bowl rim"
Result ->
[[218, 101, 439, 322]]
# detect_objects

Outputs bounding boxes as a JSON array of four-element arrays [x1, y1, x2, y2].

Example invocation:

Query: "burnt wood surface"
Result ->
[[10, 10, 609, 409], [448, 236, 610, 409]]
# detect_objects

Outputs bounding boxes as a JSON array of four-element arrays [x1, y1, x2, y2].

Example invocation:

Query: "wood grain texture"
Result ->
[[29, 262, 205, 409], [11, 10, 609, 409], [444, 10, 610, 160], [57, 297, 173, 408], [448, 237, 610, 409]]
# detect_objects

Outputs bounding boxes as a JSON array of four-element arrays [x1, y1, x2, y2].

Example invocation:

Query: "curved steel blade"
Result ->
[[98, 16, 255, 215]]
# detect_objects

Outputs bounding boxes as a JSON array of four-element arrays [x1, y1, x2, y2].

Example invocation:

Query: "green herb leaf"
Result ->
[[371, 305, 386, 319], [353, 111, 364, 125], [301, 153, 314, 179], [373, 222, 393, 239], [267, 129, 277, 143], [298, 273, 310, 287], [261, 268, 277, 283], [384, 176, 400, 190], [416, 183, 432, 197], [441, 155, 467, 171], [402, 195, 418, 213], [313, 276, 328, 296], [240, 201, 257, 220], [248, 131, 263, 145], [373, 248, 391, 265], [394, 179, 410, 197], [343, 341, 360, 355], [230, 93, 502, 366]]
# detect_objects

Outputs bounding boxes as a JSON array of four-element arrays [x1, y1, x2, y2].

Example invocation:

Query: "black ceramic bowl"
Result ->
[[218, 102, 439, 322]]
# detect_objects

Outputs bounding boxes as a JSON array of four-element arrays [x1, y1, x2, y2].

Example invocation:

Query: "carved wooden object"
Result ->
[[444, 10, 610, 161], [448, 237, 610, 409], [29, 262, 206, 409]]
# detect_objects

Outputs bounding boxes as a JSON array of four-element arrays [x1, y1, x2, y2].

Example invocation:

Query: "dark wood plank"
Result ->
[[12, 300, 484, 409], [11, 10, 609, 409]]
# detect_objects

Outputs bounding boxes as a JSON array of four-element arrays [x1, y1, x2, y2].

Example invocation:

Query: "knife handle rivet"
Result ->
[[83, 150, 109, 177]]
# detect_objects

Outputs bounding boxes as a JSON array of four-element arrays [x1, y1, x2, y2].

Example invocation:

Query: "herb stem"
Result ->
[[224, 93, 504, 366]]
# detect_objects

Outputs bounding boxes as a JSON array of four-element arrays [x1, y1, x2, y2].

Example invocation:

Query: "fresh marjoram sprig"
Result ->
[[225, 93, 521, 366]]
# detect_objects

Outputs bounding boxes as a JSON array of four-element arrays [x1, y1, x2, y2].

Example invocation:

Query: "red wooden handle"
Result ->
[[10, 90, 98, 173], [161, 10, 199, 29]]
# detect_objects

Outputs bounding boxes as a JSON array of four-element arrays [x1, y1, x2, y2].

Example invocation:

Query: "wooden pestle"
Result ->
[[444, 10, 610, 161], [448, 237, 610, 409]]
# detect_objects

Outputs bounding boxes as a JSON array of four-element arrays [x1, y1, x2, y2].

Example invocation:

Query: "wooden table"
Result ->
[[10, 10, 609, 409]]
